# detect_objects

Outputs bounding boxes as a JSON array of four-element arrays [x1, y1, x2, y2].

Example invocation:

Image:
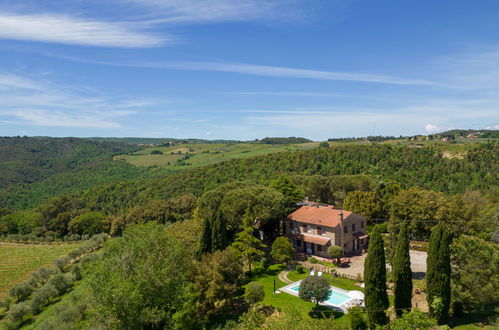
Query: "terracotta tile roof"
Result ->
[[295, 233, 331, 246], [288, 205, 353, 227]]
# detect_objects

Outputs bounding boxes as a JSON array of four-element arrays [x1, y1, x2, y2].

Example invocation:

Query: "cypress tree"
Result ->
[[211, 212, 228, 252], [426, 222, 451, 324], [198, 217, 212, 255], [364, 225, 389, 328], [393, 221, 413, 317]]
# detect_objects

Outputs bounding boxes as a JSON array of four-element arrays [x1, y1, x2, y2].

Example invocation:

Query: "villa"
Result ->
[[286, 200, 369, 257]]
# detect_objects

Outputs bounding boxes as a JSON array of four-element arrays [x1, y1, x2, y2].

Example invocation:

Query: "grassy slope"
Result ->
[[0, 242, 83, 299], [114, 142, 320, 169], [246, 265, 349, 325]]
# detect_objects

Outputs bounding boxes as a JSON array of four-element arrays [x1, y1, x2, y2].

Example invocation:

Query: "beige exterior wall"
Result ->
[[286, 213, 368, 257]]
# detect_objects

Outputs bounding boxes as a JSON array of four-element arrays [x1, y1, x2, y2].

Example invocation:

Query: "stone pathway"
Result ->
[[278, 270, 293, 284]]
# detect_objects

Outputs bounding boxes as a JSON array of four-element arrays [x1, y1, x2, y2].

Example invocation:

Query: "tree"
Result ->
[[231, 227, 266, 273], [393, 222, 412, 317], [389, 310, 437, 330], [30, 283, 58, 313], [83, 223, 197, 329], [193, 249, 244, 320], [198, 217, 212, 255], [426, 222, 451, 324], [270, 236, 295, 266], [48, 273, 73, 295], [298, 275, 331, 306], [245, 282, 265, 305], [211, 212, 228, 252], [327, 245, 343, 261], [271, 175, 304, 216], [343, 191, 383, 220], [347, 306, 367, 330], [68, 211, 106, 236], [9, 282, 34, 302], [7, 302, 31, 323], [319, 141, 329, 148], [219, 184, 284, 230], [363, 225, 389, 328], [451, 235, 498, 311]]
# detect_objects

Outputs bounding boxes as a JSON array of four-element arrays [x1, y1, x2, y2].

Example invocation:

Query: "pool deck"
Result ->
[[279, 280, 364, 313]]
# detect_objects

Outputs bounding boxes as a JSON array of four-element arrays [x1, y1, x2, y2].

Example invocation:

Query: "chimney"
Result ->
[[339, 211, 343, 222]]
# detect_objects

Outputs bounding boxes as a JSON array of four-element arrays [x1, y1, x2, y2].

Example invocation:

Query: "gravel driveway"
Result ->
[[335, 250, 427, 279]]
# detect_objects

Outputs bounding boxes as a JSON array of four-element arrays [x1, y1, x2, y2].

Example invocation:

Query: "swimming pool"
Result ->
[[289, 284, 352, 306]]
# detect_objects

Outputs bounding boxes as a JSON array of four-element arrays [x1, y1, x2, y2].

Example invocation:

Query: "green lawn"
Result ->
[[246, 265, 349, 326]]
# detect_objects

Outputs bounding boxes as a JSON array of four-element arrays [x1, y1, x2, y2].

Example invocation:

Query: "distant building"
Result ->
[[286, 201, 368, 258]]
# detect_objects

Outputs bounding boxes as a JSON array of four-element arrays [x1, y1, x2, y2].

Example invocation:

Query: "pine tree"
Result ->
[[393, 221, 412, 317], [426, 222, 451, 324], [364, 225, 389, 328], [198, 217, 212, 255], [211, 212, 228, 252], [231, 227, 266, 273]]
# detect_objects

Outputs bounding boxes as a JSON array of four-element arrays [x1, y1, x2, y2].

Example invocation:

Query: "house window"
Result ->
[[352, 224, 356, 232], [317, 226, 322, 235], [303, 224, 307, 232], [361, 221, 364, 228], [317, 245, 323, 252], [289, 222, 294, 230], [296, 239, 302, 247], [360, 239, 364, 244], [344, 226, 348, 234]]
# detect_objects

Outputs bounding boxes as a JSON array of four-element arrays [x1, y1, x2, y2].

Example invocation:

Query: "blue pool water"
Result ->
[[290, 284, 351, 306]]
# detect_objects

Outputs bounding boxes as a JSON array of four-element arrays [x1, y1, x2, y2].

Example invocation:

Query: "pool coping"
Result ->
[[279, 279, 363, 313]]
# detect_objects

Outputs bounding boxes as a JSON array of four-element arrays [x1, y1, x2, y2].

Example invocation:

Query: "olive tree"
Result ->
[[298, 275, 331, 306]]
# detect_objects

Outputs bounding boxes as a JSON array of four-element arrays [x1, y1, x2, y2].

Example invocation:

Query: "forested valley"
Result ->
[[0, 136, 497, 329]]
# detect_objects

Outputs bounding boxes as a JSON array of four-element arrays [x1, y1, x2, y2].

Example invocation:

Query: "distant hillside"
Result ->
[[0, 137, 139, 188], [434, 129, 499, 139], [257, 137, 313, 144], [85, 137, 242, 145]]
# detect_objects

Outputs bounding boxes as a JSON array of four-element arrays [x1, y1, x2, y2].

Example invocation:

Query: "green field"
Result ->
[[114, 142, 320, 168], [0, 242, 83, 300]]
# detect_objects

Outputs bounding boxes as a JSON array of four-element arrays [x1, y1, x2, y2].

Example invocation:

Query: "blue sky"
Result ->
[[0, 0, 498, 140]]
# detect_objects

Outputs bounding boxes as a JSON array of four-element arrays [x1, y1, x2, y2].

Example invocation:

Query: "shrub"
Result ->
[[245, 282, 265, 305], [53, 257, 69, 272], [308, 257, 318, 264], [260, 257, 269, 269], [328, 245, 343, 260], [296, 265, 305, 274], [347, 306, 367, 330], [356, 273, 363, 282], [389, 310, 437, 330]]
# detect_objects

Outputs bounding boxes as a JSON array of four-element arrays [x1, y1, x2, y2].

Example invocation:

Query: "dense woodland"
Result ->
[[0, 136, 497, 329]]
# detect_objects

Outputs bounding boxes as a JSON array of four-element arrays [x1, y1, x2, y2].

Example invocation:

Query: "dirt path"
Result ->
[[278, 270, 293, 284]]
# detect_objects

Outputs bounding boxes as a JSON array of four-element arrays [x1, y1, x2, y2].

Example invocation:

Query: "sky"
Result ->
[[0, 0, 498, 140]]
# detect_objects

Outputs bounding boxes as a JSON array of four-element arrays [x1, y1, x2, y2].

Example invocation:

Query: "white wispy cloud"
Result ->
[[46, 54, 441, 87], [0, 72, 146, 128], [0, 0, 309, 47], [124, 0, 306, 24], [0, 13, 166, 47], [231, 91, 345, 97], [1, 109, 123, 128]]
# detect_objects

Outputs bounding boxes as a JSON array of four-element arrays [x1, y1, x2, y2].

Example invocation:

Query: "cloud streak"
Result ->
[[0, 73, 144, 128], [47, 54, 441, 87], [0, 12, 167, 47]]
